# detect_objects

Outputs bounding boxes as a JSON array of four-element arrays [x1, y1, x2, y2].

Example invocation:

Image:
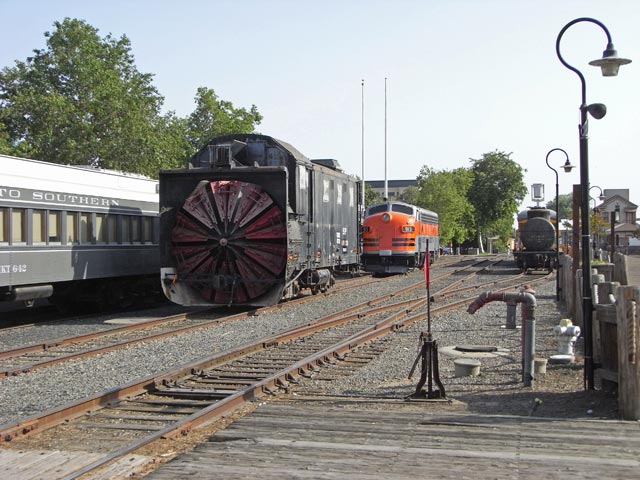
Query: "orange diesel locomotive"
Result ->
[[361, 201, 439, 274]]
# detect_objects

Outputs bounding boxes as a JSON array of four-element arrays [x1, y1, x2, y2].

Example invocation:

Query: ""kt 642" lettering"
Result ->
[[0, 264, 27, 274]]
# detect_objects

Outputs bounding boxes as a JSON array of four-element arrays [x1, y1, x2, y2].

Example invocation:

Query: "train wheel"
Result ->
[[170, 180, 288, 304], [106, 282, 136, 310]]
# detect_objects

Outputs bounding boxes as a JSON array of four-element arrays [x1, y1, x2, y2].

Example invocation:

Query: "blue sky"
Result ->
[[1, 0, 639, 213]]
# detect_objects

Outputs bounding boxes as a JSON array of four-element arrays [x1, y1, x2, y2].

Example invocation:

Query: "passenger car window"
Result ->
[[32, 210, 46, 243], [80, 213, 90, 243], [49, 212, 61, 243], [11, 209, 25, 243], [0, 208, 7, 243], [66, 212, 78, 243]]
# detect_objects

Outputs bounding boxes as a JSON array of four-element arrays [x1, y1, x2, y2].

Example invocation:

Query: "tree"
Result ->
[[416, 166, 475, 248], [364, 182, 383, 207], [148, 112, 193, 173], [591, 211, 609, 248], [468, 151, 527, 252], [186, 87, 263, 152], [0, 18, 263, 177], [0, 121, 10, 153], [0, 18, 164, 173], [397, 185, 419, 205], [545, 192, 573, 220]]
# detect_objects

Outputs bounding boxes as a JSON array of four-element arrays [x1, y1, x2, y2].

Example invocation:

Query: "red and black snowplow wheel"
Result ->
[[169, 180, 287, 304]]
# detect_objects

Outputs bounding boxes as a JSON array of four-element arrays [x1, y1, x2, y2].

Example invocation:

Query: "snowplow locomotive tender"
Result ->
[[159, 134, 360, 307]]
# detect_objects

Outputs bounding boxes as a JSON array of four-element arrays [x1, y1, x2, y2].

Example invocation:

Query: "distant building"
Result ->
[[366, 179, 417, 200], [594, 189, 638, 248], [561, 188, 639, 253]]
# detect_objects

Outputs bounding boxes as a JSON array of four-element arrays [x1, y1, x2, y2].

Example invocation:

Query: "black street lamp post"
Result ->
[[545, 148, 574, 301], [556, 17, 631, 390]]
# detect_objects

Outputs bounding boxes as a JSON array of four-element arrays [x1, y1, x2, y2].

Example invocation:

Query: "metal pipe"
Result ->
[[467, 291, 537, 386], [522, 301, 536, 386], [467, 291, 536, 314]]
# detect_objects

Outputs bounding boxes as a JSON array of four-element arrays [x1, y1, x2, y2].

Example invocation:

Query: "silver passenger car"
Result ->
[[0, 154, 159, 310]]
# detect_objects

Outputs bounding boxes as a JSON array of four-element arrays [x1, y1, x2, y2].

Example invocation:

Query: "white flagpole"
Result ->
[[361, 79, 365, 212], [384, 77, 388, 200]]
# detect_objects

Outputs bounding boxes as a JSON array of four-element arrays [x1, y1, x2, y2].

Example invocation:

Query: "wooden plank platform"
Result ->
[[0, 448, 151, 480], [145, 397, 640, 479]]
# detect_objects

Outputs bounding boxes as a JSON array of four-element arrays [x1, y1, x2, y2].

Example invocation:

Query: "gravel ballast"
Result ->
[[297, 273, 619, 419], [0, 272, 425, 425]]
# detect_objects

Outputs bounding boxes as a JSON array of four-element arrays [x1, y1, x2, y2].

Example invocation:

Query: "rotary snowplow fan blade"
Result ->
[[170, 180, 287, 304]]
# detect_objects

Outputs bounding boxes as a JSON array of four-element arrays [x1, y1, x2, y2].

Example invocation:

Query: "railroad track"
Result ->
[[0, 275, 383, 377], [0, 274, 375, 332], [0, 259, 513, 377], [0, 262, 549, 479]]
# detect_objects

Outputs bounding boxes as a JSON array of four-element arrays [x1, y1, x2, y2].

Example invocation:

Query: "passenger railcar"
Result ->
[[514, 207, 557, 272], [159, 134, 360, 307], [361, 201, 439, 274], [0, 154, 160, 310]]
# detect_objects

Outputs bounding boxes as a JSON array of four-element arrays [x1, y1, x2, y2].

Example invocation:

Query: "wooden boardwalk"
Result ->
[[0, 449, 151, 480], [145, 397, 640, 479]]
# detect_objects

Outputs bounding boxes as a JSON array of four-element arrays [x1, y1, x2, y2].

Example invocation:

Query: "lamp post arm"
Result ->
[[544, 157, 559, 235], [545, 148, 569, 218], [556, 17, 613, 106]]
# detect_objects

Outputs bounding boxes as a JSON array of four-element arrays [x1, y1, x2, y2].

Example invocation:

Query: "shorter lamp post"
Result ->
[[545, 148, 574, 300], [589, 186, 605, 258], [611, 203, 620, 260], [589, 197, 597, 258]]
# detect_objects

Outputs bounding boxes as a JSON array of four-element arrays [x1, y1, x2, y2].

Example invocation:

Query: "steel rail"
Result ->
[[0, 277, 385, 374], [0, 261, 489, 377]]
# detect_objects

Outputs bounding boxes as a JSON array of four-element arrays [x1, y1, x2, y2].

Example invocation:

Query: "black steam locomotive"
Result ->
[[159, 134, 361, 307], [514, 207, 558, 272]]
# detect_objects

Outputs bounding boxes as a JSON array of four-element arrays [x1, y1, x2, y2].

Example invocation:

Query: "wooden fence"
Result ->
[[558, 253, 640, 419]]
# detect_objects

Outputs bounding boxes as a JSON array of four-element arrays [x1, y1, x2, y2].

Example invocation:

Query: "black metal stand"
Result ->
[[407, 331, 446, 400]]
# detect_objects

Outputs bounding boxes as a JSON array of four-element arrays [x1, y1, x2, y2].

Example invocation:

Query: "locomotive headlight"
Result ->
[[382, 213, 391, 223]]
